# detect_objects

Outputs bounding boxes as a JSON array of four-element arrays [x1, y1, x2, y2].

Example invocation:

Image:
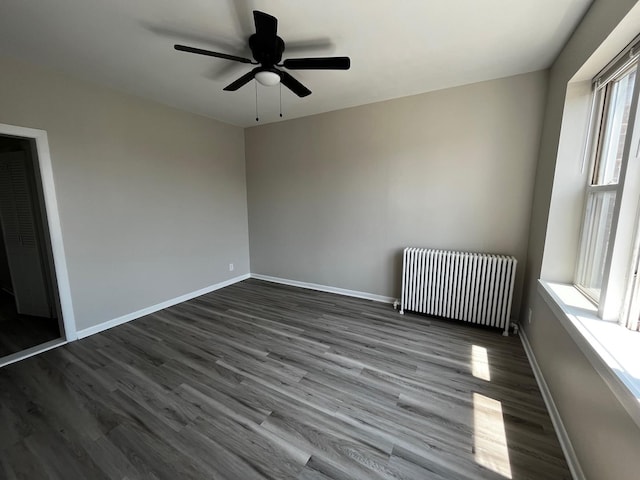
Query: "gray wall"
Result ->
[[523, 0, 640, 478], [530, 295, 640, 479], [246, 71, 548, 314], [0, 55, 250, 332]]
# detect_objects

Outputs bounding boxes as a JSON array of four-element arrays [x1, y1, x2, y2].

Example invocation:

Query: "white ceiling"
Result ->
[[0, 0, 592, 127]]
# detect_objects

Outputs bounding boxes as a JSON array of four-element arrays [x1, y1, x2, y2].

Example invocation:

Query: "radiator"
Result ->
[[399, 248, 517, 335]]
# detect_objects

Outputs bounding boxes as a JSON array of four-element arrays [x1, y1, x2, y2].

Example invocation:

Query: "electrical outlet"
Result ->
[[528, 308, 533, 324], [229, 263, 234, 272]]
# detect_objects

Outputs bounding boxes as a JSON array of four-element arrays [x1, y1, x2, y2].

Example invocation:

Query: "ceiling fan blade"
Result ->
[[285, 38, 334, 55], [283, 57, 351, 70], [174, 44, 254, 64], [253, 10, 278, 38], [279, 71, 311, 97], [223, 69, 259, 91]]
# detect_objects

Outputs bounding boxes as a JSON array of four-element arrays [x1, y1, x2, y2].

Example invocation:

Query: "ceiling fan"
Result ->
[[174, 10, 350, 98]]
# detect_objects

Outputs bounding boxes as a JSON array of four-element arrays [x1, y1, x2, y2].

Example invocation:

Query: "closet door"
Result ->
[[0, 151, 52, 317]]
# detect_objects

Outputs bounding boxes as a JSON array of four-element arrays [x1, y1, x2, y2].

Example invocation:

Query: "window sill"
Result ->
[[538, 280, 640, 428]]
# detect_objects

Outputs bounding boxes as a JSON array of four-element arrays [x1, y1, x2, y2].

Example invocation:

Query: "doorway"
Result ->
[[0, 124, 75, 365], [0, 134, 62, 356]]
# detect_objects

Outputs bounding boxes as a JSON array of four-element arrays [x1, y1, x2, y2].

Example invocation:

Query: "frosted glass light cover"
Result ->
[[255, 71, 281, 86]]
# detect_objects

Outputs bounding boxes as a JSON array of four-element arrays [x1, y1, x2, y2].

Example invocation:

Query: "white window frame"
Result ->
[[575, 39, 640, 326]]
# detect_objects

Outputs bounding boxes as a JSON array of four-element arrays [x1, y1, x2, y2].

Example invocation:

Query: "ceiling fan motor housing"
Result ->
[[249, 34, 285, 67]]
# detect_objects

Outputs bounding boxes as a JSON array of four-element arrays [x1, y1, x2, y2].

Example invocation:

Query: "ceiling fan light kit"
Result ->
[[254, 70, 281, 86], [174, 10, 351, 101]]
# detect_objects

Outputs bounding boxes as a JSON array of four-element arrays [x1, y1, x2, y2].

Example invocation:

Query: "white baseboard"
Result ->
[[75, 273, 393, 340], [0, 338, 67, 368], [251, 273, 396, 304], [76, 274, 250, 339], [519, 328, 586, 480]]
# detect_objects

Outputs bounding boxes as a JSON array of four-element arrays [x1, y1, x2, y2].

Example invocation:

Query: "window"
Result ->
[[576, 40, 640, 330]]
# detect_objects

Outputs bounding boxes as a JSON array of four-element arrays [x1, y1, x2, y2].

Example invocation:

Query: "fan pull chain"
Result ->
[[255, 81, 259, 122], [279, 83, 283, 118]]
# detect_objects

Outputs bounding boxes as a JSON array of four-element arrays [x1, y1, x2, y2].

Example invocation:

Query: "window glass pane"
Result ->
[[577, 190, 617, 301], [592, 68, 637, 186], [621, 250, 640, 331]]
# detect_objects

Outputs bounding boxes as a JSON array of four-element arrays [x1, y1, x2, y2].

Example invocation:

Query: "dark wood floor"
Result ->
[[0, 290, 60, 358], [0, 279, 571, 479]]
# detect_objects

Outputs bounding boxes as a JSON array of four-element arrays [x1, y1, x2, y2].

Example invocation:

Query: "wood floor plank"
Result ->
[[23, 430, 110, 480], [188, 414, 307, 479], [1, 440, 55, 480], [0, 279, 572, 479], [82, 434, 147, 480]]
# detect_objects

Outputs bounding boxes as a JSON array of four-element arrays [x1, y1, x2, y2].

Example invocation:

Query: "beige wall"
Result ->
[[523, 0, 640, 478], [246, 71, 548, 314], [0, 56, 250, 332], [529, 296, 640, 480]]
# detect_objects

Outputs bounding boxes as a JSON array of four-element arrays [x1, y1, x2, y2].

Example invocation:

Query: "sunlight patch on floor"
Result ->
[[471, 344, 491, 381], [473, 392, 512, 478]]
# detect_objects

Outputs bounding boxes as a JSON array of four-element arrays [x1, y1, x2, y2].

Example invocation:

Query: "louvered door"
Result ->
[[0, 151, 52, 317]]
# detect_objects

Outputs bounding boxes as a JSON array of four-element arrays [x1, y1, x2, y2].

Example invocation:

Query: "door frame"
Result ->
[[0, 123, 76, 341]]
